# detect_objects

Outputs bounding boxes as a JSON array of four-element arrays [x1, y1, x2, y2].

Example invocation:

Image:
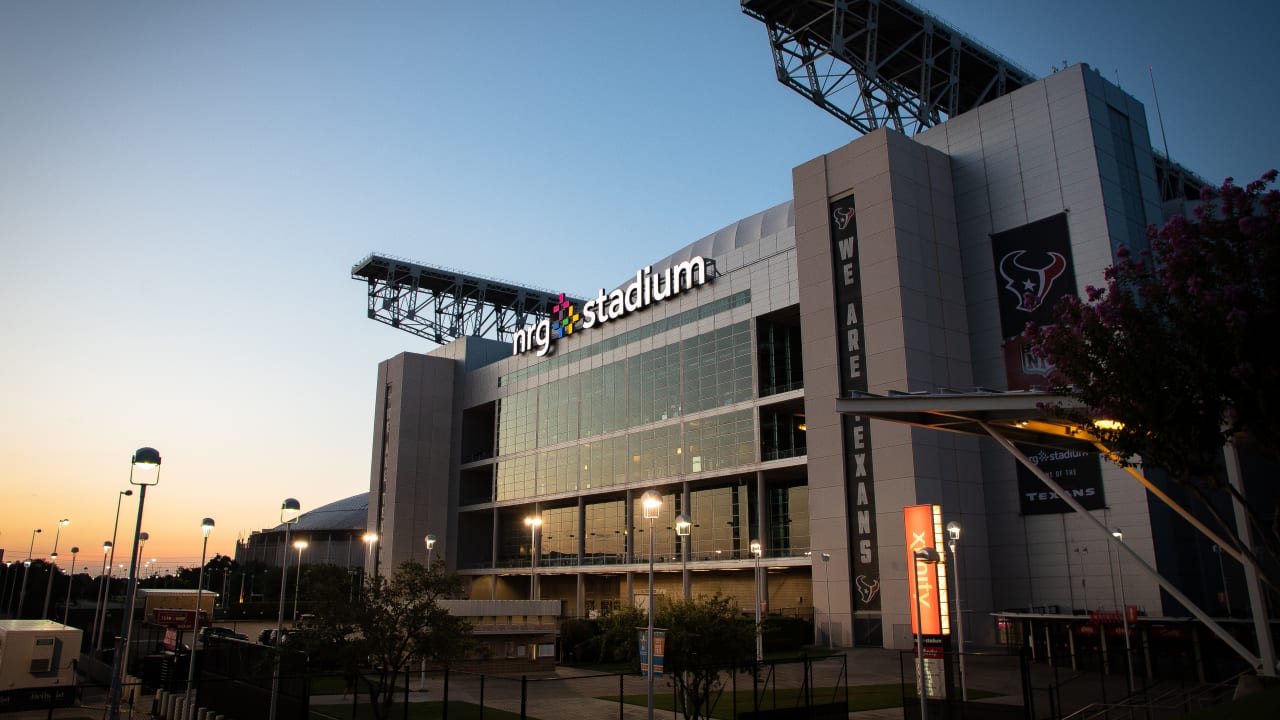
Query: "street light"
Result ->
[[108, 446, 162, 720], [1211, 544, 1232, 616], [821, 552, 832, 649], [641, 489, 662, 720], [425, 534, 437, 567], [91, 542, 112, 643], [16, 528, 41, 619], [361, 532, 378, 585], [61, 547, 80, 625], [96, 490, 133, 655], [750, 539, 763, 663], [946, 522, 967, 702], [1112, 529, 1136, 694], [675, 514, 691, 600], [913, 546, 942, 720], [269, 498, 301, 720], [524, 516, 542, 600], [43, 519, 70, 618], [186, 518, 215, 711], [293, 539, 308, 622]]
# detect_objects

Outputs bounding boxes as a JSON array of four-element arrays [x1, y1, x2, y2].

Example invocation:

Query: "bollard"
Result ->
[[156, 690, 167, 718], [166, 691, 178, 719]]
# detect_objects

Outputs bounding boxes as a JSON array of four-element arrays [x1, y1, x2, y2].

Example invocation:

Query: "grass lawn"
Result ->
[[608, 683, 999, 719], [310, 700, 521, 720]]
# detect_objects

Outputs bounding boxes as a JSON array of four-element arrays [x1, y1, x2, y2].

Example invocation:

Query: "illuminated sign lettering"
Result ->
[[512, 257, 711, 356]]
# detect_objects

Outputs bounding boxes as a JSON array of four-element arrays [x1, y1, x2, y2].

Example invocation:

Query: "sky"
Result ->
[[2, 0, 1276, 572]]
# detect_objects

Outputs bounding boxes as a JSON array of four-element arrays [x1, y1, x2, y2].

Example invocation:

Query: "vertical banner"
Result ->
[[990, 213, 1077, 390], [829, 194, 882, 645], [903, 504, 950, 637], [637, 628, 665, 677]]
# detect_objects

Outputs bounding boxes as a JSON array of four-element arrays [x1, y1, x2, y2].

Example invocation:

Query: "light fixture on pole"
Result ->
[[1074, 546, 1089, 610], [61, 547, 80, 625], [43, 519, 70, 619], [524, 516, 542, 600], [641, 489, 662, 720], [1111, 528, 1136, 694], [751, 539, 764, 662], [361, 532, 378, 587], [186, 518, 215, 712], [16, 528, 41, 619], [1211, 544, 1232, 616], [675, 513, 691, 600], [108, 446, 162, 720], [91, 542, 112, 644], [945, 521, 967, 701], [292, 539, 308, 622], [913, 546, 942, 720], [821, 552, 832, 649], [96, 490, 132, 655], [269, 498, 301, 720], [425, 534, 437, 567]]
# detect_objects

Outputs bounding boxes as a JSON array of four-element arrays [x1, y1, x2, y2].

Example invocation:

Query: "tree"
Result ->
[[655, 594, 756, 720], [594, 604, 645, 666], [299, 560, 476, 720], [1027, 171, 1280, 569]]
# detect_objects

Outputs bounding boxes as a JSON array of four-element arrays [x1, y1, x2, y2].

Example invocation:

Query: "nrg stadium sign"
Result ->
[[512, 257, 712, 357]]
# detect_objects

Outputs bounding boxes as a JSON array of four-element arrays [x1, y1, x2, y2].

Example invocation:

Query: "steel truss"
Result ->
[[742, 0, 1036, 136], [352, 253, 577, 345]]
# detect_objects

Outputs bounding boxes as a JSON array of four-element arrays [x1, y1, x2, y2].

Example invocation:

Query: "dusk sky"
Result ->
[[3, 1, 1276, 571]]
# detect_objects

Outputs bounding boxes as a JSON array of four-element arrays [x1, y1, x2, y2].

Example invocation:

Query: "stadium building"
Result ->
[[354, 1, 1276, 678]]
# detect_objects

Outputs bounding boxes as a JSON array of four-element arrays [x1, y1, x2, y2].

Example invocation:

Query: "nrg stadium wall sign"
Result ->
[[512, 257, 712, 357]]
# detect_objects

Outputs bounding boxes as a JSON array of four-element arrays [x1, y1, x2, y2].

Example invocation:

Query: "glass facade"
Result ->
[[491, 321, 757, 501]]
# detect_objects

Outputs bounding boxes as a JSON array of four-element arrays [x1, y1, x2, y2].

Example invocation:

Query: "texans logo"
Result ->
[[832, 207, 856, 231], [856, 575, 880, 604], [999, 250, 1067, 312]]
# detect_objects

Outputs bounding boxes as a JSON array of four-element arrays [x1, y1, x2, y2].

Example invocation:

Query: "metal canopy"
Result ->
[[352, 253, 579, 345], [741, 0, 1036, 136], [834, 389, 1098, 451]]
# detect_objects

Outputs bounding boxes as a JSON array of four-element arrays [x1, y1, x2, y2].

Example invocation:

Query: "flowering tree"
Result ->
[[1026, 171, 1280, 567]]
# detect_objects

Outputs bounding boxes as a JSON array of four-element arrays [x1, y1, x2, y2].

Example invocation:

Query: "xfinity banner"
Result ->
[[828, 194, 882, 639], [1016, 443, 1106, 515], [990, 213, 1077, 389]]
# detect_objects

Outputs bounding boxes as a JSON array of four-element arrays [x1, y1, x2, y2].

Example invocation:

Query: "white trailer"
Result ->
[[0, 619, 82, 691]]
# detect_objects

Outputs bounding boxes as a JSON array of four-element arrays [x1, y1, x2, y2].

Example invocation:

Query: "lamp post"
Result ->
[[361, 532, 378, 587], [61, 547, 80, 625], [946, 522, 967, 702], [820, 552, 832, 649], [524, 516, 542, 600], [91, 542, 112, 646], [425, 534, 437, 567], [293, 539, 308, 622], [108, 446, 161, 720], [750, 539, 763, 663], [96, 490, 133, 655], [269, 499, 301, 720], [16, 528, 41, 619], [43, 519, 70, 619], [641, 489, 662, 720], [1112, 529, 1136, 694], [1211, 544, 1232, 616], [913, 546, 941, 720], [186, 518, 215, 712], [675, 514, 691, 600], [1074, 546, 1090, 610]]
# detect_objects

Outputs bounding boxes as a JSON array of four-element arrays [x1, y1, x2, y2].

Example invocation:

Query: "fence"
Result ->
[[301, 654, 848, 720]]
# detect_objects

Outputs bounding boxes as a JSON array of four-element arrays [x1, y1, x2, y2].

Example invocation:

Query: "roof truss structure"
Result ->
[[352, 253, 577, 345], [741, 0, 1036, 137]]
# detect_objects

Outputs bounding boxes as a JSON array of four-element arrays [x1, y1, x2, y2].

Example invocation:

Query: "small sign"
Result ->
[[162, 627, 178, 650], [153, 608, 208, 630], [637, 628, 666, 678]]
